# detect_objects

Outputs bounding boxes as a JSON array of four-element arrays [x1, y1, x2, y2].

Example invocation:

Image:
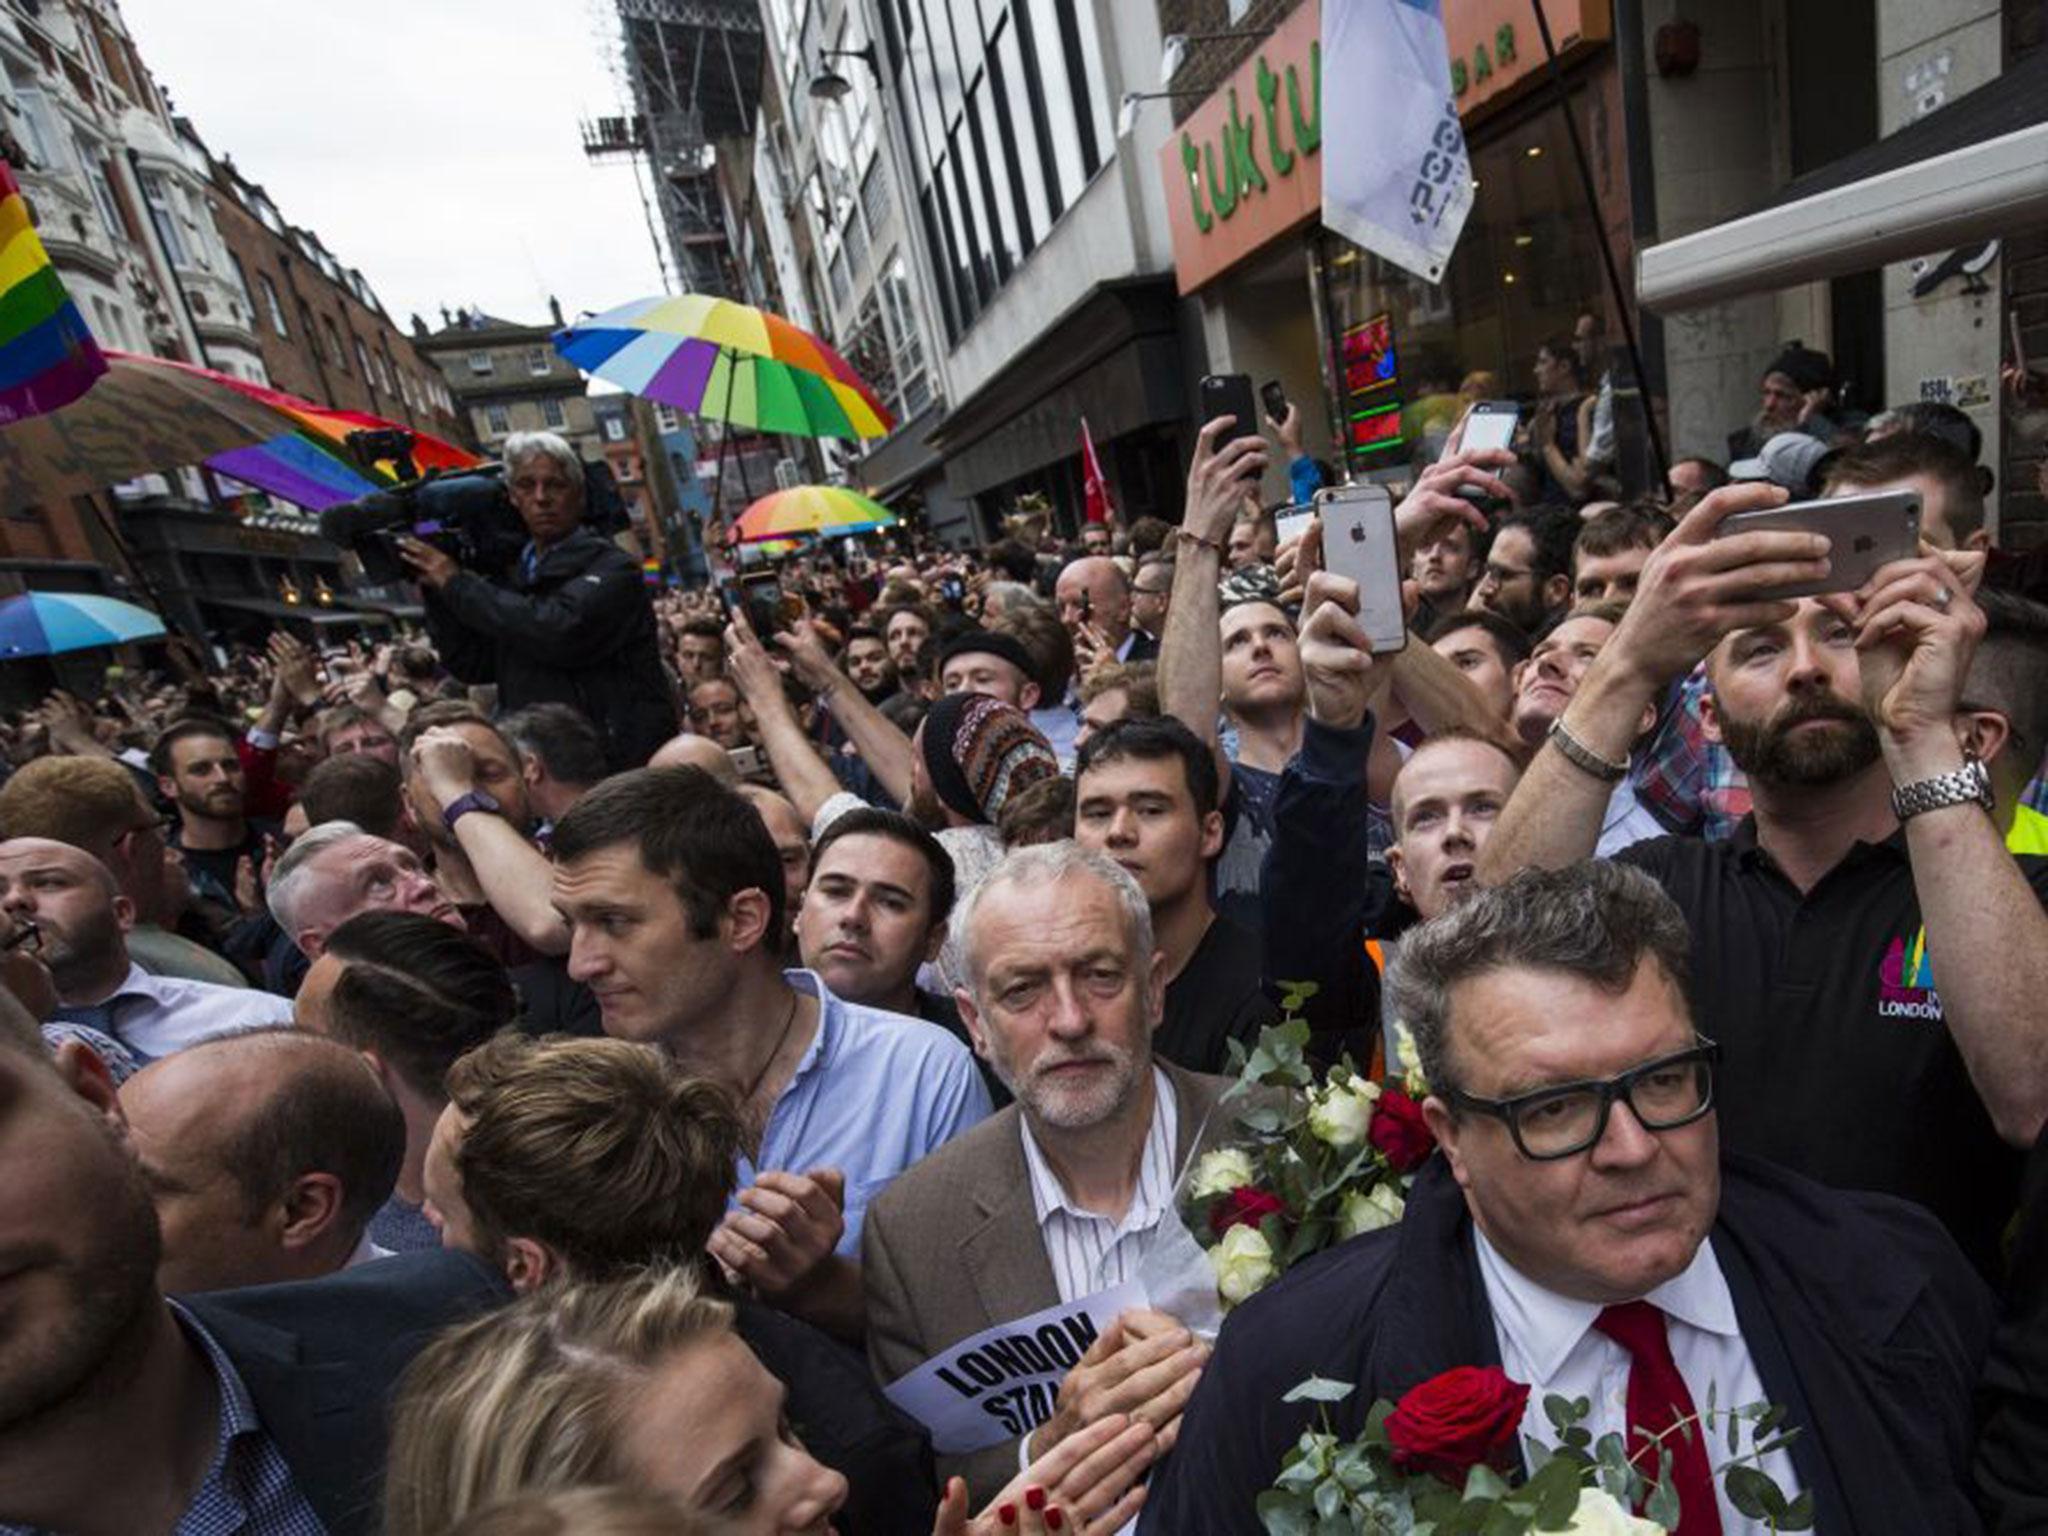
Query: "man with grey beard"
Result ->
[[861, 844, 1236, 1506], [1478, 481, 2048, 1278]]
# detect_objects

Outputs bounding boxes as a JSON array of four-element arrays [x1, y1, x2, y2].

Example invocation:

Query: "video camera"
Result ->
[[319, 429, 628, 586]]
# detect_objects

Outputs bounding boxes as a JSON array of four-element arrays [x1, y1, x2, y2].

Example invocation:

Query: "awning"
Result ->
[[1639, 50, 2048, 312], [200, 597, 365, 627]]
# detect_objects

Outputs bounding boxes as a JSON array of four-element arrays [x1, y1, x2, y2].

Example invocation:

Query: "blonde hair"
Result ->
[[446, 1486, 704, 1536], [383, 1268, 735, 1536]]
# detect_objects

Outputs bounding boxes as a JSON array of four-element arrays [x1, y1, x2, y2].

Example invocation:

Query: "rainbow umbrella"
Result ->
[[734, 485, 897, 544], [128, 354, 480, 510], [0, 592, 163, 658], [554, 295, 893, 442]]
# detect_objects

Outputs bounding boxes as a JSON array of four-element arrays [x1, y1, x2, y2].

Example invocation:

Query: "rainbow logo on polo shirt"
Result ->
[[1878, 928, 1944, 1021], [0, 161, 106, 425]]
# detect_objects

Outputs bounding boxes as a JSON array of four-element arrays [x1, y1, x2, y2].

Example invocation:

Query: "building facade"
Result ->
[[413, 306, 604, 466]]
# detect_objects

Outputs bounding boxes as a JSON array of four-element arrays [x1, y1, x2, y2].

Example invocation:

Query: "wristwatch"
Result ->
[[1890, 758, 1994, 822], [441, 788, 503, 834]]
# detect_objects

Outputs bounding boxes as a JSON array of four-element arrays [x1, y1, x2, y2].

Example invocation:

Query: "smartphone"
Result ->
[[1260, 379, 1289, 424], [1274, 506, 1317, 546], [1713, 488, 1922, 599], [1315, 483, 1407, 653], [728, 745, 766, 778], [1200, 373, 1260, 451], [1461, 400, 1519, 455]]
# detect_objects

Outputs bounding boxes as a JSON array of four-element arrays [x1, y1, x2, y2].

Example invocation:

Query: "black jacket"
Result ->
[[1142, 1153, 1993, 1535], [183, 1250, 512, 1536], [423, 528, 675, 771], [1976, 1127, 2048, 1532]]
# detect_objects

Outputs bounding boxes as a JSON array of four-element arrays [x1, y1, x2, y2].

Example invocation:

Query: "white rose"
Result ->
[[1390, 1028, 1428, 1094], [1335, 1182, 1406, 1239], [1558, 1487, 1666, 1535], [1209, 1222, 1278, 1306], [1306, 1079, 1381, 1150], [1190, 1146, 1256, 1201]]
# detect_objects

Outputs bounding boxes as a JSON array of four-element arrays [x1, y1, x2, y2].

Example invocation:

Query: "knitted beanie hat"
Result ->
[[919, 693, 1057, 826]]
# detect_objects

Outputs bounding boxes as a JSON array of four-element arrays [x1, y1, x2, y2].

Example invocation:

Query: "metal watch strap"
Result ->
[[1890, 758, 1994, 821], [1547, 718, 1629, 784]]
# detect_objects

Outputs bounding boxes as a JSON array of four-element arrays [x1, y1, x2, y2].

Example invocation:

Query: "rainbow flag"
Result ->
[[0, 162, 105, 424]]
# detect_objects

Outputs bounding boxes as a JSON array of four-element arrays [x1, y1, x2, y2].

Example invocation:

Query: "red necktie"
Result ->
[[1593, 1300, 1723, 1535]]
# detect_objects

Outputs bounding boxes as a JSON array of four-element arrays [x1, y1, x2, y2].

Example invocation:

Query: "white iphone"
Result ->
[[1315, 483, 1407, 654]]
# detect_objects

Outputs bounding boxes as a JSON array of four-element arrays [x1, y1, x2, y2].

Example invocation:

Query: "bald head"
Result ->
[[120, 1027, 403, 1293], [740, 784, 810, 933], [648, 731, 741, 784], [0, 837, 130, 1000]]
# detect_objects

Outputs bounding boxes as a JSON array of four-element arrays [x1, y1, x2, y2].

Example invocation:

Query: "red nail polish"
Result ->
[[1025, 1488, 1047, 1512], [1047, 1510, 1065, 1531], [999, 1506, 1016, 1528]]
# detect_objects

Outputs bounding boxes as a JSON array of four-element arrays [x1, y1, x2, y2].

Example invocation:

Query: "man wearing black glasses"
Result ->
[[1146, 862, 1992, 1535]]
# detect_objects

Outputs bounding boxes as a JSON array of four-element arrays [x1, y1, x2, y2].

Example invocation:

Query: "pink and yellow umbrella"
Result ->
[[555, 295, 893, 441], [733, 484, 898, 545]]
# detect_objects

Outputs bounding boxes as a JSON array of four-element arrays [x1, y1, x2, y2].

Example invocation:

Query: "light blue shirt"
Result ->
[[743, 970, 992, 1254], [55, 962, 294, 1063]]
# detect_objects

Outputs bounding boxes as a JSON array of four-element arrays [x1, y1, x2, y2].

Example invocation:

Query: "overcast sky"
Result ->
[[120, 0, 667, 335]]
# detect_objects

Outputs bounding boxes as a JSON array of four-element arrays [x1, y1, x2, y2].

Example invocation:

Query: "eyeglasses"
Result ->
[[3, 919, 42, 956], [1479, 562, 1534, 589], [1447, 1041, 1719, 1161]]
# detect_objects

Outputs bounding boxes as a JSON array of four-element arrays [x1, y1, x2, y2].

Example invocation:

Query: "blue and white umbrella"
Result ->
[[0, 592, 165, 658]]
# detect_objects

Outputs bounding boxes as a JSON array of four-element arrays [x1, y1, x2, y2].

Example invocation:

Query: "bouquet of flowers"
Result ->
[[1260, 1366, 1812, 1534], [1182, 996, 1437, 1308]]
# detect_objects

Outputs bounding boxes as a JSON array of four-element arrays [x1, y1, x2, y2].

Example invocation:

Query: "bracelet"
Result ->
[[1547, 718, 1629, 784], [1174, 526, 1225, 556]]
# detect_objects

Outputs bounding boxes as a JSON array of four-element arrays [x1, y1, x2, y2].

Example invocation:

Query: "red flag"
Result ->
[[1080, 415, 1113, 526]]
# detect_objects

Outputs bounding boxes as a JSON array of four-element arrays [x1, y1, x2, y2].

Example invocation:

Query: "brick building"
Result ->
[[413, 307, 602, 466], [190, 131, 466, 448]]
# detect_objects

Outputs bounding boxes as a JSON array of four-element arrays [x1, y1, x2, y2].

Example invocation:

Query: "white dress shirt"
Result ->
[[70, 962, 295, 1062], [1019, 1067, 1179, 1303], [1474, 1230, 1802, 1535]]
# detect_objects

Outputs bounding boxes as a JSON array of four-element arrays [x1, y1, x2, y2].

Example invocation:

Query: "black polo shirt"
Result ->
[[1158, 914, 1281, 1076], [1620, 818, 2048, 1276]]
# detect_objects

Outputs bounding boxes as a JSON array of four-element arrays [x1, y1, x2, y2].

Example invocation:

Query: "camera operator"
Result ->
[[397, 432, 673, 773]]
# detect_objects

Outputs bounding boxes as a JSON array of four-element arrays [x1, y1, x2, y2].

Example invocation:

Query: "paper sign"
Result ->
[[883, 1282, 1146, 1453]]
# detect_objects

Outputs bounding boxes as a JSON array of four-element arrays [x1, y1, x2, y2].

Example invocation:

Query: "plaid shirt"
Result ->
[[2, 1305, 327, 1536], [1631, 665, 1751, 842]]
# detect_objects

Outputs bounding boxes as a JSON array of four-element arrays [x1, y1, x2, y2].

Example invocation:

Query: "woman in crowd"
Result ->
[[386, 1267, 1146, 1536]]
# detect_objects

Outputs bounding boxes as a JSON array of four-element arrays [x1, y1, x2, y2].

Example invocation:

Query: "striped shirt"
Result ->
[[1018, 1068, 1179, 1302]]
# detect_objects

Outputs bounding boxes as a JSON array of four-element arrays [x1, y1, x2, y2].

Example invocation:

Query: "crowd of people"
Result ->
[[0, 332, 2045, 1536]]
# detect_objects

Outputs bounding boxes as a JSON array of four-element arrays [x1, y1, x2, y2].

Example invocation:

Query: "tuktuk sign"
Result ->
[[1161, 0, 1610, 296]]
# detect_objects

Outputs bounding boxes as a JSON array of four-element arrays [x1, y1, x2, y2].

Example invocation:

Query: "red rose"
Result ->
[[1384, 1365, 1530, 1485], [1370, 1088, 1435, 1172], [1208, 1185, 1286, 1239]]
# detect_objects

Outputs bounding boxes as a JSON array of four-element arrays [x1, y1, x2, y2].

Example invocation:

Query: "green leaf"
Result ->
[[1241, 1105, 1285, 1135], [1542, 1394, 1588, 1433], [1524, 1458, 1584, 1528], [1313, 1479, 1344, 1521], [1724, 1464, 1775, 1520], [1645, 1476, 1682, 1530], [1255, 1488, 1314, 1536], [1462, 1464, 1511, 1502], [1780, 1491, 1817, 1530], [1283, 1376, 1359, 1405]]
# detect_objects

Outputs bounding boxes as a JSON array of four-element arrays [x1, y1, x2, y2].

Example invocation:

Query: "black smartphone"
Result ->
[[1200, 373, 1259, 449], [1260, 379, 1289, 424]]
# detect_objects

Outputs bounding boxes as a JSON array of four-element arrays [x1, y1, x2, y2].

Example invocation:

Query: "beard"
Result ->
[[38, 906, 123, 996], [1718, 691, 1881, 786], [907, 779, 950, 832], [997, 1035, 1144, 1132], [0, 1147, 161, 1433]]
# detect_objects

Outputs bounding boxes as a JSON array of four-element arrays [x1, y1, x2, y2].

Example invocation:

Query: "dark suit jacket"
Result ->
[[1141, 1153, 1993, 1534], [1977, 1126, 2048, 1533], [183, 1249, 512, 1536], [862, 1061, 1235, 1502]]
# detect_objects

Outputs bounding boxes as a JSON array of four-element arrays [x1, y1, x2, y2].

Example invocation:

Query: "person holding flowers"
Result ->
[[1143, 858, 1992, 1533]]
